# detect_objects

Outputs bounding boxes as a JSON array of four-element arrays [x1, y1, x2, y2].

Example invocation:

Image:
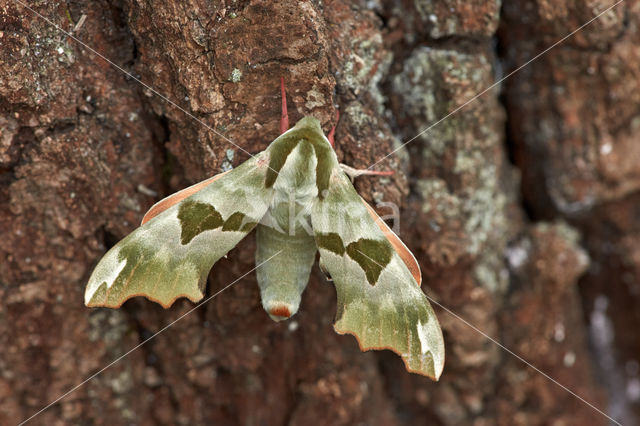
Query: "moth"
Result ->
[[85, 79, 445, 380]]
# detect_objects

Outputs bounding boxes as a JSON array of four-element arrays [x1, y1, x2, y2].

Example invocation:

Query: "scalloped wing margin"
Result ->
[[85, 152, 272, 308], [311, 169, 445, 380]]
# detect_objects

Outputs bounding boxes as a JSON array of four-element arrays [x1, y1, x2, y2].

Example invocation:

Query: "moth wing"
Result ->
[[85, 152, 272, 308], [141, 170, 230, 224], [312, 169, 444, 380], [360, 197, 422, 286]]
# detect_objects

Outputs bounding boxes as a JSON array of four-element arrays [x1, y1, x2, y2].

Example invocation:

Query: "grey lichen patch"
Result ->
[[454, 150, 481, 175], [110, 369, 134, 394], [110, 370, 136, 421], [417, 161, 507, 259], [395, 42, 510, 266], [418, 179, 459, 216], [55, 42, 75, 65], [372, 190, 385, 205], [413, 0, 501, 38], [229, 68, 242, 83], [0, 115, 19, 164], [221, 149, 235, 171], [119, 193, 141, 213], [392, 47, 494, 164], [344, 102, 374, 129], [87, 310, 129, 344], [86, 307, 138, 420], [463, 163, 507, 255], [339, 34, 392, 112], [473, 251, 509, 294], [341, 101, 405, 170], [393, 47, 440, 119], [6, 25, 77, 106], [305, 84, 326, 110], [548, 181, 597, 214], [539, 221, 579, 244]]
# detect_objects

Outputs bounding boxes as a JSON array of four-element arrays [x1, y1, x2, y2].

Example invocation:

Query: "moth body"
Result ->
[[256, 118, 331, 321], [255, 224, 316, 321]]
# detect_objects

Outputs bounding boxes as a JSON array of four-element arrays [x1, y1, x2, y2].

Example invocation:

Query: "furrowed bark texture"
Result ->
[[1, 0, 636, 424], [501, 1, 640, 424]]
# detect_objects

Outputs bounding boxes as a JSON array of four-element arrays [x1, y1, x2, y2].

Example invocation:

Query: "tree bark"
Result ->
[[1, 0, 636, 425]]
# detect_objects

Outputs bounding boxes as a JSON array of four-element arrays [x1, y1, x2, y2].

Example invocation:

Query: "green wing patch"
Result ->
[[178, 200, 224, 244], [316, 233, 392, 285], [316, 232, 345, 255], [345, 239, 392, 285], [222, 211, 257, 232]]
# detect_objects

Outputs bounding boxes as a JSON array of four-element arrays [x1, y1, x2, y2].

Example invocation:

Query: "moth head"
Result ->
[[291, 115, 321, 131]]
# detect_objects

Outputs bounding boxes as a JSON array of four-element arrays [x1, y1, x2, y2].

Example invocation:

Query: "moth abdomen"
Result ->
[[265, 302, 293, 320], [255, 223, 317, 321]]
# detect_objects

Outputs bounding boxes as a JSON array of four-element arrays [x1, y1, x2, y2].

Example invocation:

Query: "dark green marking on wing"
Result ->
[[178, 200, 224, 244], [316, 232, 346, 255], [222, 211, 257, 232], [345, 238, 393, 285]]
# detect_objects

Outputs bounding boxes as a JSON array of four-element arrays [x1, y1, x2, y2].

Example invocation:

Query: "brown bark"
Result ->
[[502, 1, 640, 424], [0, 0, 636, 425]]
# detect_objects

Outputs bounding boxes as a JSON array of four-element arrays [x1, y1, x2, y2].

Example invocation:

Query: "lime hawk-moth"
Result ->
[[84, 79, 445, 379]]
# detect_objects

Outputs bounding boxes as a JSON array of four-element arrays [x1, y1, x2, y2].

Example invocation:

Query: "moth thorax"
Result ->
[[266, 141, 317, 237], [273, 140, 318, 203]]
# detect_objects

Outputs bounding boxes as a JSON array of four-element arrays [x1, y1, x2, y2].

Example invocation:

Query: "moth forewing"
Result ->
[[361, 198, 422, 285], [84, 151, 273, 308], [141, 171, 230, 225], [311, 168, 445, 380]]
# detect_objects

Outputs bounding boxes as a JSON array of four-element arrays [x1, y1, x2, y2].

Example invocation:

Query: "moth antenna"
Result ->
[[327, 109, 339, 147], [280, 76, 289, 134], [340, 164, 395, 182]]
